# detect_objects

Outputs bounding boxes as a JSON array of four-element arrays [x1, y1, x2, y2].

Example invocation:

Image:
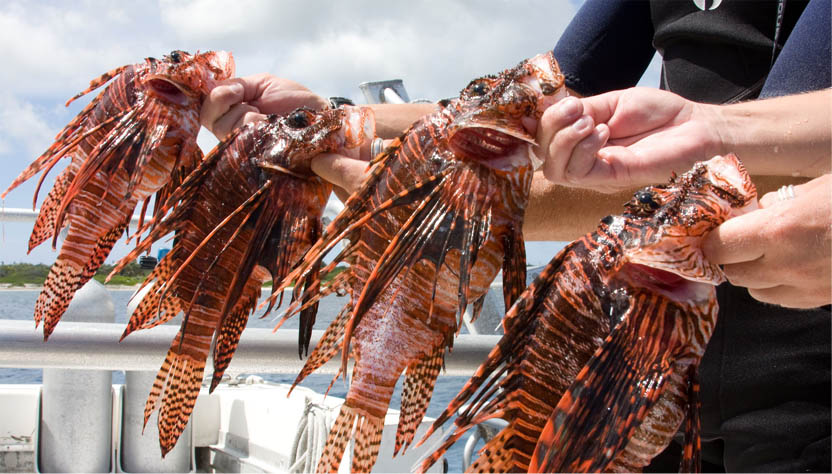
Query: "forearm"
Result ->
[[524, 171, 634, 241], [710, 89, 831, 177], [367, 103, 439, 138]]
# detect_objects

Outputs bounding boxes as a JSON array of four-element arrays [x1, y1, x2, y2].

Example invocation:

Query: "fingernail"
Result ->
[[559, 96, 581, 118], [572, 115, 592, 132]]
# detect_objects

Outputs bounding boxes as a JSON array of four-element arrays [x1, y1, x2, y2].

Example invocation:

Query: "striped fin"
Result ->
[[35, 221, 127, 340], [680, 367, 702, 473], [210, 277, 262, 391], [27, 167, 73, 252], [395, 345, 444, 455], [467, 429, 530, 474], [144, 342, 205, 457], [530, 315, 674, 473], [415, 249, 571, 473], [120, 253, 182, 340], [65, 64, 130, 106], [316, 404, 358, 473], [500, 223, 526, 312], [351, 413, 385, 473], [290, 301, 352, 392]]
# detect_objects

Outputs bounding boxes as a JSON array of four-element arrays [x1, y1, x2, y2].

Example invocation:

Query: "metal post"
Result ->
[[119, 285, 191, 473], [38, 280, 114, 473]]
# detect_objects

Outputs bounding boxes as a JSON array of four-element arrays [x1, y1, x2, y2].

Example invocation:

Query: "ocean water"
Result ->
[[0, 288, 474, 472]]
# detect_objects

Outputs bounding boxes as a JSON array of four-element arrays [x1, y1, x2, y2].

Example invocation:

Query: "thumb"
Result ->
[[702, 208, 769, 265]]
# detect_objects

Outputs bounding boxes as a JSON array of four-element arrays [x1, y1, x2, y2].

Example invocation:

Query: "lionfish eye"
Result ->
[[627, 189, 661, 216], [470, 81, 490, 96], [286, 111, 311, 129], [635, 190, 660, 209], [169, 51, 182, 63]]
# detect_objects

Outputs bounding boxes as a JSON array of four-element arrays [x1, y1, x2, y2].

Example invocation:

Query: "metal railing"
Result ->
[[0, 320, 499, 375]]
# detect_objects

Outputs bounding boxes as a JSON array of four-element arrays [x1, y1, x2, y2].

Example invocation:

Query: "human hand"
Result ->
[[536, 88, 719, 192], [703, 174, 832, 308], [311, 152, 374, 202], [200, 73, 328, 140]]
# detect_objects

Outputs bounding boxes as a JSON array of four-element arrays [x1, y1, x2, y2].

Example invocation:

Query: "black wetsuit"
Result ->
[[553, 0, 831, 471]]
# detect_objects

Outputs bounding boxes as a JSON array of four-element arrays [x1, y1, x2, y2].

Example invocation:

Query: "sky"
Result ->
[[0, 0, 661, 266]]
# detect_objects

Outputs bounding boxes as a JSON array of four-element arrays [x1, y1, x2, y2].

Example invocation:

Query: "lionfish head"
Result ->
[[615, 154, 757, 291], [447, 51, 567, 171], [257, 105, 375, 176], [140, 50, 235, 107]]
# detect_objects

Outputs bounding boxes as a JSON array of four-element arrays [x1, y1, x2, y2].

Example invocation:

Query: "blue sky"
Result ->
[[0, 0, 660, 266]]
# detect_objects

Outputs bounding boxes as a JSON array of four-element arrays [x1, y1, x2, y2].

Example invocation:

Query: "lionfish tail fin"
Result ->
[[395, 346, 444, 456], [350, 411, 385, 473], [317, 405, 385, 473], [316, 404, 357, 474], [145, 345, 205, 458]]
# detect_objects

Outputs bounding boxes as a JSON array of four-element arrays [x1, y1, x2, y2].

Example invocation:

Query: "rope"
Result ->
[[289, 398, 334, 473]]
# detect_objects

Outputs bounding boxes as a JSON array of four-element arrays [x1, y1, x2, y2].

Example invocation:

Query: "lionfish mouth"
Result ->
[[621, 262, 716, 303], [448, 119, 536, 171], [146, 76, 191, 106]]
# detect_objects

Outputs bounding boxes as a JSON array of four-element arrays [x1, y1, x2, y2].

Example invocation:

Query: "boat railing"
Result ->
[[0, 320, 498, 375]]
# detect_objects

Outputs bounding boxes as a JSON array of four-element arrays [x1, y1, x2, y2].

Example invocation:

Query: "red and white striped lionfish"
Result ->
[[271, 52, 566, 473], [1, 50, 235, 340], [108, 106, 375, 456], [418, 154, 758, 473]]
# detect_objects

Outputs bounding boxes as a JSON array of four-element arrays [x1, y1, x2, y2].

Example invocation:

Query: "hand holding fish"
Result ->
[[535, 87, 831, 191], [200, 73, 328, 140], [704, 174, 832, 308]]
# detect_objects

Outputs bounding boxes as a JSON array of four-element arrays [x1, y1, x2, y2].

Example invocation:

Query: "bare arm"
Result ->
[[711, 90, 831, 177]]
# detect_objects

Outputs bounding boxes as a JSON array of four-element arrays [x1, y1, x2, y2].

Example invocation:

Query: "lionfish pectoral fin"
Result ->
[[395, 345, 444, 456], [210, 282, 261, 392], [502, 242, 572, 334], [466, 294, 487, 324], [290, 301, 353, 392], [680, 366, 702, 473], [145, 344, 205, 458], [297, 258, 322, 358], [27, 170, 73, 252], [530, 322, 673, 473], [501, 224, 526, 312]]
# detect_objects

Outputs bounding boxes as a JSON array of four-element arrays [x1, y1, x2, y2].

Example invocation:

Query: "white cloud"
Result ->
[[0, 94, 55, 159]]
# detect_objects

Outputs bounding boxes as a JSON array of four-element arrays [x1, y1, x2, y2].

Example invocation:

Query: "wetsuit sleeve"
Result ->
[[553, 0, 656, 96], [761, 0, 831, 97]]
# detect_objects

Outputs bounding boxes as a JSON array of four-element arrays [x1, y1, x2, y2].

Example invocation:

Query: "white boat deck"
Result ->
[[0, 379, 447, 473]]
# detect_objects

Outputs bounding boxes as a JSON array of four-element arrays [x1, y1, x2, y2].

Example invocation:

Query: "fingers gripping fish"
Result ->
[[271, 52, 566, 473], [1, 50, 235, 340], [419, 154, 758, 473], [108, 106, 375, 456]]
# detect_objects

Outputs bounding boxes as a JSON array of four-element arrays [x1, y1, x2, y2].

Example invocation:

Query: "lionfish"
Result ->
[[108, 105, 375, 456], [272, 52, 566, 472], [1, 50, 235, 340], [418, 154, 758, 473]]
